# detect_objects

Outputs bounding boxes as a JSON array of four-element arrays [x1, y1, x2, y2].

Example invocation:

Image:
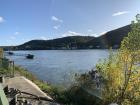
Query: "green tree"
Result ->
[[96, 14, 140, 105], [118, 14, 140, 105]]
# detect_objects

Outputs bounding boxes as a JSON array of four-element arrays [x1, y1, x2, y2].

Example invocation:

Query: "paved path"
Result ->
[[5, 76, 52, 100]]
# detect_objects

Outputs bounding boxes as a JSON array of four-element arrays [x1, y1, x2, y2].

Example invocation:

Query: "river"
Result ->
[[6, 50, 109, 86]]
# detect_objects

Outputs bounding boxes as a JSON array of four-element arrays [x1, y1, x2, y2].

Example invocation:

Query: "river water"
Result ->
[[6, 50, 109, 86]]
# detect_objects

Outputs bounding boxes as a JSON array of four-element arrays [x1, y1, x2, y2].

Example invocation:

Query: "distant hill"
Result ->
[[4, 25, 131, 50], [16, 36, 95, 50], [87, 25, 131, 49]]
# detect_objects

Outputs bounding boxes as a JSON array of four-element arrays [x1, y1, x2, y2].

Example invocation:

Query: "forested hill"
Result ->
[[5, 25, 131, 50], [16, 36, 95, 50], [86, 25, 131, 49]]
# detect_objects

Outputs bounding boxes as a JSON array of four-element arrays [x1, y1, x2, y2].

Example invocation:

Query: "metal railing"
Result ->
[[6, 88, 59, 105], [0, 84, 9, 105]]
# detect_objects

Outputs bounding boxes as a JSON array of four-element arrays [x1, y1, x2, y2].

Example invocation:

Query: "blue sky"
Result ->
[[0, 0, 140, 46]]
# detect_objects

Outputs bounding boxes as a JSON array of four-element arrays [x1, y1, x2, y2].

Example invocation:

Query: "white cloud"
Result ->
[[51, 16, 63, 30], [10, 36, 16, 40], [112, 11, 130, 16], [53, 25, 60, 30], [0, 16, 5, 23], [51, 16, 63, 23], [88, 29, 93, 32], [14, 32, 20, 35], [100, 31, 108, 35], [90, 33, 98, 37], [9, 32, 21, 40], [40, 36, 47, 40], [62, 31, 82, 37], [87, 31, 108, 37]]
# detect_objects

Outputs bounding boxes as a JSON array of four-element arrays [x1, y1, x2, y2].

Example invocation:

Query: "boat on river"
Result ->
[[6, 52, 34, 59], [8, 51, 14, 55], [26, 54, 34, 59]]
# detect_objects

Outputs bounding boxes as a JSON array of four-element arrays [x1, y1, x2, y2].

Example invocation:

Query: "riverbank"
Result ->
[[13, 66, 68, 104], [14, 66, 55, 94]]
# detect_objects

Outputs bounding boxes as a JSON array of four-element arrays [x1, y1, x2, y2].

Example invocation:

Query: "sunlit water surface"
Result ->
[[6, 50, 109, 86]]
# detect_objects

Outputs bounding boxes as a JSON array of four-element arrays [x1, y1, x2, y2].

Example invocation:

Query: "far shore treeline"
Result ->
[[2, 24, 131, 50]]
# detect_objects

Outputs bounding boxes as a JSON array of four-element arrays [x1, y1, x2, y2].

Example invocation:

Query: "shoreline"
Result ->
[[14, 66, 55, 95]]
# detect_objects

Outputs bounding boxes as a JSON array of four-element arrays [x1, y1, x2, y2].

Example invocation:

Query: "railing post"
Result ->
[[13, 61, 15, 77]]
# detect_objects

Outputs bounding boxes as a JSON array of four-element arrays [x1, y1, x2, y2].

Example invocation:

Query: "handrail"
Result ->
[[0, 84, 9, 105], [8, 88, 60, 105]]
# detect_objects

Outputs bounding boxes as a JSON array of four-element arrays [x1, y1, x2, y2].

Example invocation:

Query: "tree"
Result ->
[[118, 14, 140, 105], [96, 14, 140, 105]]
